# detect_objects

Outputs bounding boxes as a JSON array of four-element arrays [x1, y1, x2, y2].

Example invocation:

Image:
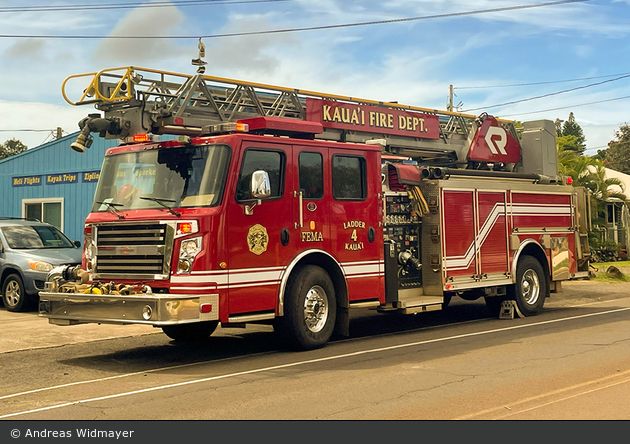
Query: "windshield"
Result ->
[[2, 225, 75, 249], [91, 144, 231, 212]]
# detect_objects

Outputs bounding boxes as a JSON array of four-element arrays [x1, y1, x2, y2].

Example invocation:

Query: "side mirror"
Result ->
[[245, 170, 271, 216], [74, 240, 81, 248], [250, 170, 271, 199]]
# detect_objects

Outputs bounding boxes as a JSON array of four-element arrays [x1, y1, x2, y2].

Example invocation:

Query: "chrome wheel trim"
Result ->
[[303, 285, 329, 333], [521, 269, 540, 305]]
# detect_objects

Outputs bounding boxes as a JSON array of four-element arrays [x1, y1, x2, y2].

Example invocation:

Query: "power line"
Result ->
[[0, 0, 590, 39], [499, 95, 630, 118], [462, 73, 630, 113], [456, 72, 630, 90], [0, 129, 54, 132], [0, 0, 288, 13], [584, 146, 609, 152]]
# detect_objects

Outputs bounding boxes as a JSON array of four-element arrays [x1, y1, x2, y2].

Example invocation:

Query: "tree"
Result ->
[[554, 118, 563, 137], [557, 134, 584, 154], [602, 123, 630, 175], [560, 112, 586, 155], [0, 138, 27, 159]]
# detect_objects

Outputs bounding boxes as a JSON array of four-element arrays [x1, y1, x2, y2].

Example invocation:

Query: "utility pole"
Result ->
[[447, 85, 454, 112], [56, 127, 63, 139]]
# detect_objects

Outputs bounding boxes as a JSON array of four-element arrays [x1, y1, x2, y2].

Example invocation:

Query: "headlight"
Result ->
[[181, 237, 202, 258], [84, 235, 96, 272], [28, 260, 53, 272], [178, 236, 202, 274], [84, 240, 96, 260]]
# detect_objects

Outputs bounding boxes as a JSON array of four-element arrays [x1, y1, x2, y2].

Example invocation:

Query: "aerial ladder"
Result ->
[[62, 65, 525, 170]]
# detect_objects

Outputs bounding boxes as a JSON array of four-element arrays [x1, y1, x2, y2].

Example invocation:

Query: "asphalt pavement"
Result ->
[[0, 307, 158, 354], [1, 278, 628, 354]]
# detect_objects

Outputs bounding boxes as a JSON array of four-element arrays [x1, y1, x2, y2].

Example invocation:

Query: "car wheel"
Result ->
[[2, 273, 31, 312]]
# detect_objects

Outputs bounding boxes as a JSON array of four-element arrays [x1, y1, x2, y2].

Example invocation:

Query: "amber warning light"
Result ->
[[131, 134, 157, 143]]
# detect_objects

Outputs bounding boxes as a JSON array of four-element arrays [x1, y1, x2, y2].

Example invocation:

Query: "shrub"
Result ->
[[590, 238, 621, 263]]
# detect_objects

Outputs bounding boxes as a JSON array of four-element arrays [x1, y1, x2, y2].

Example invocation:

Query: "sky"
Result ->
[[0, 0, 629, 157]]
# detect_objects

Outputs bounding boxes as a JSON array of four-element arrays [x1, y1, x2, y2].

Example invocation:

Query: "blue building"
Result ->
[[0, 132, 118, 243]]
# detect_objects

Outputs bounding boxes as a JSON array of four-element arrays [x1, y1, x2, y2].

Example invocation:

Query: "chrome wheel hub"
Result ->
[[303, 285, 328, 333], [521, 269, 540, 305]]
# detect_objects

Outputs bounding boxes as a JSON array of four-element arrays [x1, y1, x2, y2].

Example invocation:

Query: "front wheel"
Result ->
[[509, 255, 547, 316], [280, 265, 336, 351], [162, 320, 219, 342], [2, 273, 31, 312]]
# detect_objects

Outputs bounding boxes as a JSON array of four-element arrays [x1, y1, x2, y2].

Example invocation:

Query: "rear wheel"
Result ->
[[162, 320, 219, 341], [2, 273, 30, 312], [280, 265, 336, 351], [509, 255, 547, 316]]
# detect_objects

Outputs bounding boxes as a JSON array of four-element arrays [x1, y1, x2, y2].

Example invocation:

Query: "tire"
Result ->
[[162, 320, 219, 342], [509, 255, 547, 316], [280, 265, 336, 351], [2, 273, 31, 312]]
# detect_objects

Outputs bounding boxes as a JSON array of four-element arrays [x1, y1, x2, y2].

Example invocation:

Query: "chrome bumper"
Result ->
[[38, 291, 219, 326]]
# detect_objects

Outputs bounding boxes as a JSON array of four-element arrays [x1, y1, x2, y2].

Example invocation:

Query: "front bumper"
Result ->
[[38, 291, 219, 326]]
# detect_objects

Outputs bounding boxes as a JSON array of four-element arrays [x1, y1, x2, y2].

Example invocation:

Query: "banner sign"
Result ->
[[12, 175, 42, 187], [46, 172, 78, 185], [82, 171, 101, 182], [306, 98, 440, 139]]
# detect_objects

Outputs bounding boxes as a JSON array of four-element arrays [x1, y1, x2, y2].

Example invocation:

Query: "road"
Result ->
[[0, 279, 629, 421]]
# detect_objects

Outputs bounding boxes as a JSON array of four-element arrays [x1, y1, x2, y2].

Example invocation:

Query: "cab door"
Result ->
[[226, 142, 295, 315], [292, 146, 330, 258], [328, 148, 384, 302]]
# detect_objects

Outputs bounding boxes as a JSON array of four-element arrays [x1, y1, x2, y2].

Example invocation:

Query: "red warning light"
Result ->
[[177, 222, 193, 234]]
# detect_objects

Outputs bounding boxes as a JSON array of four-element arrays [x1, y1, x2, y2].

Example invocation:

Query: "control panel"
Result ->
[[383, 192, 422, 289]]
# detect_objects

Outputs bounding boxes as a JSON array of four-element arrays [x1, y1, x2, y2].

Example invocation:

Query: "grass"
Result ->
[[589, 260, 630, 282]]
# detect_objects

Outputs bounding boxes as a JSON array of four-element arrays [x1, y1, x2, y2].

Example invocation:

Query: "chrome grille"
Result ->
[[94, 222, 174, 278]]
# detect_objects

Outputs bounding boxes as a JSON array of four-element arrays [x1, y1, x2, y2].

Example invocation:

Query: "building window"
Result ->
[[22, 199, 63, 231]]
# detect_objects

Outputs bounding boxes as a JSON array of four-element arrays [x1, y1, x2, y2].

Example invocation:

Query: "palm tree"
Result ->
[[558, 147, 597, 189], [587, 159, 627, 231], [558, 147, 628, 250]]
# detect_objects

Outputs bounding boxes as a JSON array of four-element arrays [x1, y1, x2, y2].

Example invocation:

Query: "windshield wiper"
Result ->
[[96, 201, 125, 219], [139, 197, 181, 217]]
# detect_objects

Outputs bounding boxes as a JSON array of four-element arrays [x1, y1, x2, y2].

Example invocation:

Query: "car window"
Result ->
[[1, 225, 75, 249]]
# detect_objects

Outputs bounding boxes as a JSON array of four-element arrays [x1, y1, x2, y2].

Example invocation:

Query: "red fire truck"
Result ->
[[39, 65, 590, 350]]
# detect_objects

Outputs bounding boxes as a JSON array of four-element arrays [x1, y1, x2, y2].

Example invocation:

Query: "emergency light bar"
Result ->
[[202, 122, 249, 135]]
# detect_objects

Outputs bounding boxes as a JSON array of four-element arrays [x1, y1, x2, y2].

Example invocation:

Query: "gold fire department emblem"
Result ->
[[247, 224, 269, 255]]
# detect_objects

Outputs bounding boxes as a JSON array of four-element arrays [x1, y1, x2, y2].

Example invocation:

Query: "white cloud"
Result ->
[[0, 100, 89, 149], [94, 3, 187, 65], [4, 38, 45, 59]]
